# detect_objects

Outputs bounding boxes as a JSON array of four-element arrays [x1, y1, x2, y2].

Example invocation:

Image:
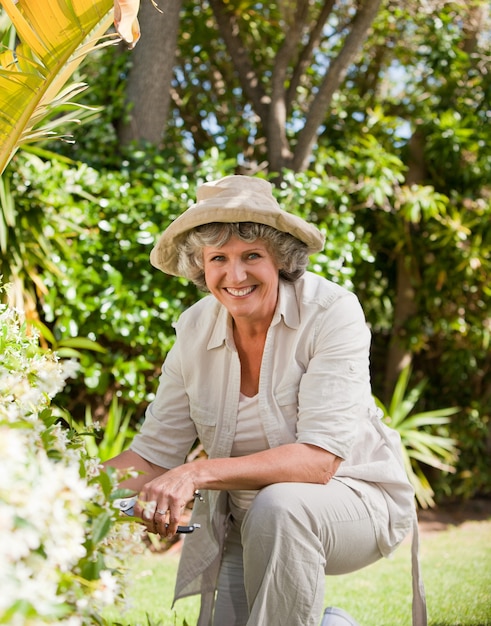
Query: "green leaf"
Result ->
[[0, 0, 115, 175], [89, 511, 112, 544], [57, 336, 107, 353]]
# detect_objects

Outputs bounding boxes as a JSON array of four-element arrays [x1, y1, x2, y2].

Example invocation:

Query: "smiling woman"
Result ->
[[179, 221, 311, 290], [201, 236, 280, 331], [104, 174, 426, 626]]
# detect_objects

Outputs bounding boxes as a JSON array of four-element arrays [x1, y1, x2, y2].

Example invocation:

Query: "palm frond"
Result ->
[[0, 0, 118, 174], [377, 364, 459, 508], [400, 408, 460, 431]]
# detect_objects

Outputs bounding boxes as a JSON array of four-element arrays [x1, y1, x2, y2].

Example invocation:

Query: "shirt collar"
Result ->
[[207, 278, 301, 350], [272, 279, 300, 330]]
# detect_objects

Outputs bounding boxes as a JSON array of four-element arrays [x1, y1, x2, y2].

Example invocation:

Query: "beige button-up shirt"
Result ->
[[130, 272, 415, 624]]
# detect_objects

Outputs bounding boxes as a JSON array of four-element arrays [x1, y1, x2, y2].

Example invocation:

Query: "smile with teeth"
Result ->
[[225, 286, 256, 297]]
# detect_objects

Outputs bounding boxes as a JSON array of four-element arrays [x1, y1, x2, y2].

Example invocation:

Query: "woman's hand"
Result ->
[[130, 442, 340, 536], [134, 465, 198, 537]]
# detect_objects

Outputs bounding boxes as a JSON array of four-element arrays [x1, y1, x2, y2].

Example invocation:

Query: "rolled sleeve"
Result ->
[[295, 292, 373, 459], [130, 345, 198, 469]]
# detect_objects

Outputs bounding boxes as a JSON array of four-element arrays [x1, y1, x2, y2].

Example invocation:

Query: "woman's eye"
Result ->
[[247, 253, 260, 260]]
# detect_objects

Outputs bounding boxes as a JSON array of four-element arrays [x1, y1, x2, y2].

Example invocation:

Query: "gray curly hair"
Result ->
[[176, 222, 310, 292]]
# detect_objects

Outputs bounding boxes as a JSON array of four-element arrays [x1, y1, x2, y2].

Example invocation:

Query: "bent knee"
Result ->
[[243, 483, 305, 532]]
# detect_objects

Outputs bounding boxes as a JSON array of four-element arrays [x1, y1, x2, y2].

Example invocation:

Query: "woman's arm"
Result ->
[[193, 442, 340, 489], [103, 449, 168, 492], [137, 443, 341, 537]]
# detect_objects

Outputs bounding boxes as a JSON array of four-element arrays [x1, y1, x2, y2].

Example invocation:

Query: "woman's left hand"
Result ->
[[133, 466, 198, 537]]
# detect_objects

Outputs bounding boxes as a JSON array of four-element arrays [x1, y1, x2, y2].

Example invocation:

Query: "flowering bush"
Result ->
[[0, 288, 144, 625]]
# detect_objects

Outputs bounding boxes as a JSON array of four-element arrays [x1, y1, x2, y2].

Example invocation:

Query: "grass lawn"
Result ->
[[104, 519, 491, 626]]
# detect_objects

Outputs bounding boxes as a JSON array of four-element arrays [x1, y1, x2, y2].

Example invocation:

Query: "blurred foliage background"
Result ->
[[1, 0, 490, 505]]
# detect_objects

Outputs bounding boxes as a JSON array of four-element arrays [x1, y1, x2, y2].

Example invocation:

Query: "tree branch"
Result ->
[[292, 0, 383, 171], [208, 0, 269, 122], [286, 0, 336, 109], [267, 0, 311, 171]]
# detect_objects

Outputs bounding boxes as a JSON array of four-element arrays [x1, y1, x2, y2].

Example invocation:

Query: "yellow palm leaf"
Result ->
[[0, 0, 142, 175]]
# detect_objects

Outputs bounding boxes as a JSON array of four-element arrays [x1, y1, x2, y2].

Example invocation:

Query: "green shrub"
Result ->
[[0, 284, 144, 624], [3, 146, 490, 502]]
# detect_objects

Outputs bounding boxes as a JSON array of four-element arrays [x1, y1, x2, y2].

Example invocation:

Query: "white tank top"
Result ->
[[228, 393, 269, 520]]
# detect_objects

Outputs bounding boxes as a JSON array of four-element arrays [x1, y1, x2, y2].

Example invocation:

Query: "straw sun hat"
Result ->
[[150, 175, 325, 276]]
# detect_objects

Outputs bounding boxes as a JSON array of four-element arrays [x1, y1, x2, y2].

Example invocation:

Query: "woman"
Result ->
[[105, 175, 425, 626]]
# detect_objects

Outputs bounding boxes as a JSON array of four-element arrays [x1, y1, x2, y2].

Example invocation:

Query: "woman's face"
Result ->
[[202, 236, 280, 325]]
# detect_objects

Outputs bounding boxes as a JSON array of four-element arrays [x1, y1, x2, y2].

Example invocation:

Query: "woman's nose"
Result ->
[[227, 259, 247, 282]]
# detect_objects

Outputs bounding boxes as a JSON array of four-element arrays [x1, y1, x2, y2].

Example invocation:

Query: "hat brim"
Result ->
[[150, 192, 325, 276]]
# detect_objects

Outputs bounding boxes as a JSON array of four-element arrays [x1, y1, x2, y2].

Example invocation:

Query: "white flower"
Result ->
[[92, 569, 119, 605], [84, 456, 104, 478], [0, 295, 143, 624]]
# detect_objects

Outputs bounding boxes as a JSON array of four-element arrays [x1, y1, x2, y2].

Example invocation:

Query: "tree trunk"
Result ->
[[383, 129, 425, 401], [384, 253, 418, 402], [209, 0, 382, 176], [383, 1, 488, 400], [117, 0, 182, 146], [461, 1, 488, 54]]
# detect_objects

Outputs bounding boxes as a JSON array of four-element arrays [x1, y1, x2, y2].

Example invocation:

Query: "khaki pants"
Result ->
[[213, 479, 382, 626]]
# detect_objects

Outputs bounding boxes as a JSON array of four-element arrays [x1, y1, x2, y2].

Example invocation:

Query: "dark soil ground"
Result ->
[[417, 497, 491, 534]]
